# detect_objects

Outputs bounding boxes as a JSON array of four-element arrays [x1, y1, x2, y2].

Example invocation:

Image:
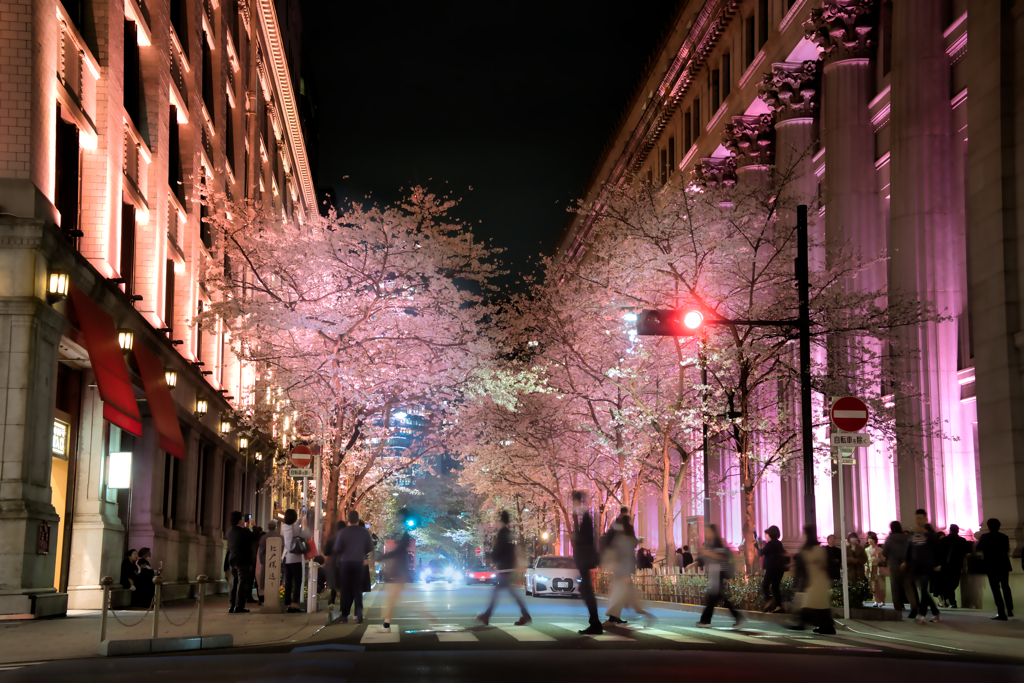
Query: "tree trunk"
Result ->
[[740, 454, 757, 574]]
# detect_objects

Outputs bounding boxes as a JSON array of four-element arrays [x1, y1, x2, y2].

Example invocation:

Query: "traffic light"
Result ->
[[636, 309, 704, 336]]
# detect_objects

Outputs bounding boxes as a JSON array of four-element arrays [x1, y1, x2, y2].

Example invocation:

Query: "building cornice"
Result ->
[[256, 0, 317, 216]]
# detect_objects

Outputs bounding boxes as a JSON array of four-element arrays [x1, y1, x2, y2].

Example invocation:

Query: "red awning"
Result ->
[[69, 285, 143, 436], [134, 344, 187, 459]]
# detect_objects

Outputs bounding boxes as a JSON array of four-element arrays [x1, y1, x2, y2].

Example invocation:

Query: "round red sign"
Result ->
[[830, 396, 869, 433], [290, 445, 313, 468]]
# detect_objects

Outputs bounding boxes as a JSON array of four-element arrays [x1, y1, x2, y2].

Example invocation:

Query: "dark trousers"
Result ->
[[229, 564, 253, 611], [700, 573, 739, 624], [284, 561, 303, 606], [890, 566, 917, 614], [762, 569, 783, 610], [482, 572, 528, 618], [798, 608, 835, 634], [915, 574, 939, 616], [941, 569, 961, 607], [578, 569, 601, 628], [988, 570, 1014, 616], [339, 561, 365, 618]]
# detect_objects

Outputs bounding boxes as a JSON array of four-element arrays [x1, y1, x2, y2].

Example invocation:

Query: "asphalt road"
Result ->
[[2, 583, 1021, 682]]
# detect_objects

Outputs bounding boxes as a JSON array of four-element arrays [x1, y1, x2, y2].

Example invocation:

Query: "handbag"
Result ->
[[289, 536, 310, 556]]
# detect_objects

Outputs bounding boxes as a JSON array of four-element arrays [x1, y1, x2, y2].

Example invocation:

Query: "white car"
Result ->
[[525, 556, 581, 598]]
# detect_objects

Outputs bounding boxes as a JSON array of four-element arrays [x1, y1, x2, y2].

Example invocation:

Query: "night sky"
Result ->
[[301, 0, 681, 290]]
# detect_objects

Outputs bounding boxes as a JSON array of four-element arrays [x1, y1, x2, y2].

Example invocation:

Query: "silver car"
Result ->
[[525, 556, 581, 598]]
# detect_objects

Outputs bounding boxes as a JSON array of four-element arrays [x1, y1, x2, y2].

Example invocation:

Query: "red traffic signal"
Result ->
[[636, 309, 704, 336]]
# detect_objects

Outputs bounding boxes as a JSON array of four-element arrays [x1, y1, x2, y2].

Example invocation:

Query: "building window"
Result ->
[[646, 169, 652, 184], [668, 137, 675, 176], [202, 30, 215, 117], [165, 260, 176, 334], [758, 0, 769, 50], [120, 202, 136, 298], [745, 15, 755, 68], [692, 99, 701, 144], [881, 0, 893, 76], [169, 106, 184, 204], [124, 20, 140, 126], [225, 95, 235, 174], [54, 104, 81, 244], [61, 0, 85, 32], [711, 69, 720, 113], [684, 112, 692, 150], [722, 54, 731, 100], [200, 173, 212, 249], [196, 301, 204, 362], [163, 452, 178, 529], [195, 445, 208, 534], [170, 0, 188, 57]]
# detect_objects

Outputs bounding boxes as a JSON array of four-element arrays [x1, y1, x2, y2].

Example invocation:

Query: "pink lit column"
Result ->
[[806, 1, 884, 540], [889, 0, 972, 528]]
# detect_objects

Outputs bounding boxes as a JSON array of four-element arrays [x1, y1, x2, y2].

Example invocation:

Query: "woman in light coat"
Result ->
[[787, 525, 835, 634], [281, 508, 309, 613], [864, 531, 887, 607]]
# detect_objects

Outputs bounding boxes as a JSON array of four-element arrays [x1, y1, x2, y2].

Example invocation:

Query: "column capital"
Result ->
[[758, 61, 821, 122], [803, 0, 877, 64], [691, 157, 738, 190], [723, 113, 776, 168]]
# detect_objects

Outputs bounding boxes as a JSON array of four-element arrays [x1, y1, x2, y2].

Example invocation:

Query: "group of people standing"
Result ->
[[118, 547, 157, 609]]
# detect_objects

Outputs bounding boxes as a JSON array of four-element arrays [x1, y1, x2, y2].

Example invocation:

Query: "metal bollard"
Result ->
[[152, 576, 163, 638], [196, 574, 208, 637], [99, 576, 113, 642]]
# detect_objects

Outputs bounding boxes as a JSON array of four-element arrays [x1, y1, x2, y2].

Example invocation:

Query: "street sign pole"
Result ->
[[308, 452, 322, 613], [837, 444, 851, 621], [301, 473, 308, 607]]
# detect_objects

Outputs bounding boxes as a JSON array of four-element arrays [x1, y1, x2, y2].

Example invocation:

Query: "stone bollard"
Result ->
[[196, 574, 209, 637], [152, 576, 163, 638], [99, 576, 113, 642]]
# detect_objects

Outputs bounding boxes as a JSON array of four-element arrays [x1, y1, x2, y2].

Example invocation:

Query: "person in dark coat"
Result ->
[[132, 558, 155, 609], [333, 510, 373, 623], [906, 509, 940, 623], [759, 526, 788, 612], [976, 518, 1014, 620], [680, 545, 694, 569], [571, 491, 602, 634], [120, 549, 138, 593], [825, 535, 842, 581], [938, 524, 970, 609], [324, 520, 346, 607], [476, 510, 531, 627], [226, 510, 255, 613]]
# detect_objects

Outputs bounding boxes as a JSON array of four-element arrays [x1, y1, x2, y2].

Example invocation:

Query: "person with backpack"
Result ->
[[571, 491, 602, 635], [759, 525, 788, 613], [476, 510, 531, 626], [281, 508, 309, 613], [696, 524, 744, 628]]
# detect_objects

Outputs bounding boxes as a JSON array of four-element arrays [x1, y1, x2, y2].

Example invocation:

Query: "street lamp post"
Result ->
[[637, 205, 816, 532]]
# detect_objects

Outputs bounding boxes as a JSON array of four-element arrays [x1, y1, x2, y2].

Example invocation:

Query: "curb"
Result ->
[[99, 634, 233, 656]]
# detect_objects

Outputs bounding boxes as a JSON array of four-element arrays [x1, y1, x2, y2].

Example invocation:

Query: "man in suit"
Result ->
[[226, 510, 255, 613], [572, 490, 602, 635], [938, 524, 970, 609], [976, 518, 1014, 620], [476, 511, 531, 627]]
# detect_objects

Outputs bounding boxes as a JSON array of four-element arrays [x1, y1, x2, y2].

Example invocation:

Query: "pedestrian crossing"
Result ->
[[343, 619, 954, 656]]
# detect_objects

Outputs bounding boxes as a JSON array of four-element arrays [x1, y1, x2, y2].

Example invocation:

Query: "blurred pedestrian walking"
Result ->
[[604, 512, 654, 626], [333, 510, 373, 624], [759, 526, 788, 613], [477, 510, 531, 626], [976, 518, 1013, 620], [864, 531, 887, 607], [377, 508, 414, 632], [883, 520, 915, 616], [571, 491, 602, 635], [696, 524, 743, 628], [907, 509, 940, 623], [938, 524, 970, 609], [786, 525, 835, 634]]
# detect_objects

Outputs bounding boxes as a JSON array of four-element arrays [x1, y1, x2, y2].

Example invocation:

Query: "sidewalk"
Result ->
[[0, 592, 355, 665]]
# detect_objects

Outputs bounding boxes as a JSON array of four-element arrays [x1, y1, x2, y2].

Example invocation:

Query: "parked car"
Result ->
[[525, 556, 581, 598], [464, 564, 498, 585]]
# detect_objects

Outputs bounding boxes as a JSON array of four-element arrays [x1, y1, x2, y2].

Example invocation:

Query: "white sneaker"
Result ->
[[930, 615, 942, 623], [915, 616, 927, 625], [695, 621, 712, 628], [379, 624, 391, 633]]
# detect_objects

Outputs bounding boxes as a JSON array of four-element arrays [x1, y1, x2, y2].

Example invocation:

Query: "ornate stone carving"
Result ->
[[803, 0, 876, 64], [723, 113, 776, 167], [691, 156, 738, 189], [758, 61, 820, 122]]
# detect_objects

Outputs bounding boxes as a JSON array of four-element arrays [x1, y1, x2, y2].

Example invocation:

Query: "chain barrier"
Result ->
[[161, 593, 200, 627], [107, 592, 154, 628]]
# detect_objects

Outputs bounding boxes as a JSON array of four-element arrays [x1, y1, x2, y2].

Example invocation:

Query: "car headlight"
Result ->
[[536, 575, 549, 583], [490, 573, 496, 578]]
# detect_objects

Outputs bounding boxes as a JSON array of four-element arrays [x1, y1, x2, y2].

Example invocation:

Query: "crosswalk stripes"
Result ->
[[436, 631, 479, 642], [681, 627, 784, 646], [360, 625, 401, 644], [630, 626, 712, 644], [832, 633, 952, 655], [496, 624, 556, 642], [551, 623, 631, 641]]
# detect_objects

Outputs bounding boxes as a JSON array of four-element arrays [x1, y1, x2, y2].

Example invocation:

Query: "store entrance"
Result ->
[[52, 364, 82, 592]]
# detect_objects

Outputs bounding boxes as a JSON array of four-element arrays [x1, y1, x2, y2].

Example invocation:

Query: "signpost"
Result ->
[[830, 396, 870, 620], [289, 467, 313, 478], [262, 536, 282, 614], [290, 445, 313, 468]]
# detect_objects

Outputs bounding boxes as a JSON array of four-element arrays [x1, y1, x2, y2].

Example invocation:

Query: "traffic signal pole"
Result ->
[[701, 337, 711, 524], [796, 205, 816, 533]]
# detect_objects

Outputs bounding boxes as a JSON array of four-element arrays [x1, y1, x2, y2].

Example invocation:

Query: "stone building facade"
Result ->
[[559, 0, 1022, 599], [0, 0, 314, 616]]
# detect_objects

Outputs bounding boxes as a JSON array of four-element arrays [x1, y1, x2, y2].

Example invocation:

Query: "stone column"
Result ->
[[805, 1, 882, 539], [889, 0, 969, 527], [722, 113, 776, 187], [759, 60, 822, 549]]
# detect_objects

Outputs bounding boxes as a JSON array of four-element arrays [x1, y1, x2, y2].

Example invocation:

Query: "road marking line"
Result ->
[[552, 623, 631, 641], [681, 627, 783, 645], [437, 631, 479, 642], [635, 627, 712, 644], [496, 625, 556, 642], [360, 625, 401, 644], [833, 634, 951, 655]]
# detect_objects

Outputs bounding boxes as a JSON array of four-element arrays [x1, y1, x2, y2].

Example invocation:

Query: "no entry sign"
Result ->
[[290, 445, 313, 468], [830, 396, 869, 433]]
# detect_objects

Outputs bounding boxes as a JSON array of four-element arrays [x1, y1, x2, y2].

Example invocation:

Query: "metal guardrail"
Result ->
[[99, 574, 213, 642]]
